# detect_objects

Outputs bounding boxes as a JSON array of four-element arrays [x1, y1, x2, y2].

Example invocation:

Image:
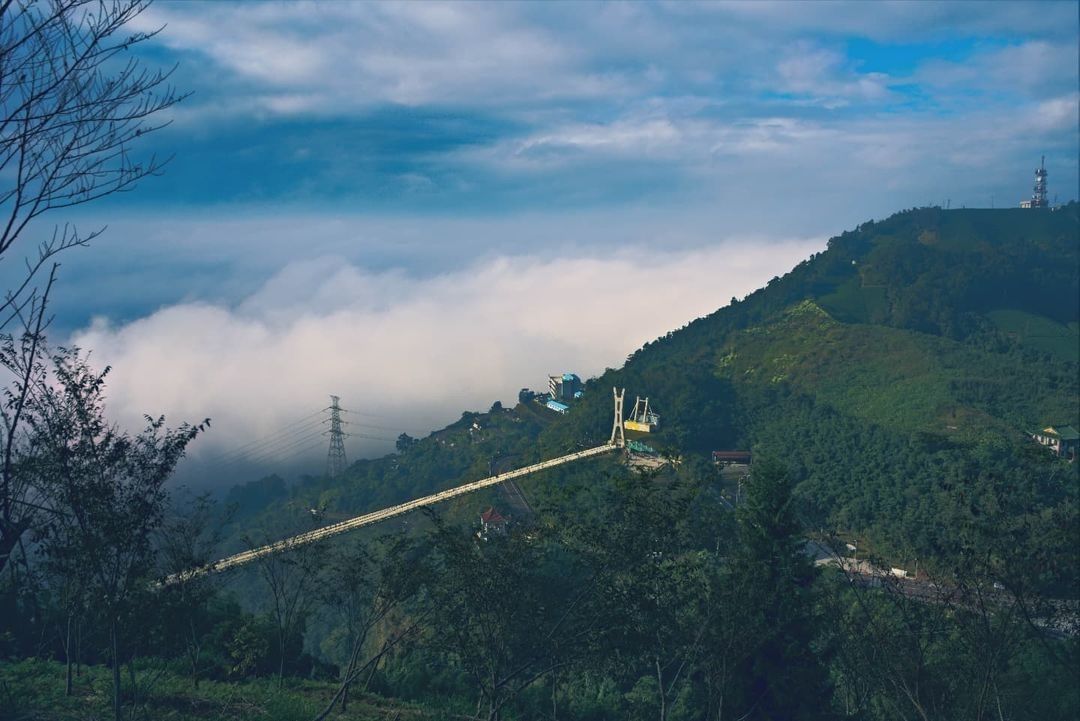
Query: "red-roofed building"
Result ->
[[478, 506, 509, 539]]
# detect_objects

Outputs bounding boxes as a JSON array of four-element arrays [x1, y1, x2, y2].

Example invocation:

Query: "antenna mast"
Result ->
[[1032, 155, 1048, 208], [326, 395, 348, 478]]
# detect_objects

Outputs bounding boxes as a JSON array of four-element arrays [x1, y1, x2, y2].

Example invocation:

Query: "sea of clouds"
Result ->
[[72, 238, 820, 480]]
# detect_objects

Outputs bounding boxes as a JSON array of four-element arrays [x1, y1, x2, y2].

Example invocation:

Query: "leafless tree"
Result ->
[[30, 347, 205, 721], [313, 535, 425, 721], [0, 266, 55, 576], [0, 0, 184, 579], [157, 490, 231, 688], [247, 522, 327, 690]]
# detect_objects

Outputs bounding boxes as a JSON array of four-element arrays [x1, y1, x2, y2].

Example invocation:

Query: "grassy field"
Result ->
[[817, 278, 887, 324], [0, 659, 450, 721], [715, 301, 1077, 438], [987, 309, 1080, 363]]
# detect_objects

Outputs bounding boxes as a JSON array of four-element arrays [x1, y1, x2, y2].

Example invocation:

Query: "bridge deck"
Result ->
[[170, 443, 616, 582]]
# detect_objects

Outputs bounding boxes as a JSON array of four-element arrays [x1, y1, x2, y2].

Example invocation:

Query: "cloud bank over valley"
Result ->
[[73, 238, 820, 478]]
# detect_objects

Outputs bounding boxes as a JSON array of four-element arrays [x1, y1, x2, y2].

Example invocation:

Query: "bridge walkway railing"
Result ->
[[168, 443, 616, 582]]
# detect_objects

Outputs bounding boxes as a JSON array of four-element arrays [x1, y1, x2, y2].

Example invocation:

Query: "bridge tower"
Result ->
[[610, 387, 626, 448], [325, 395, 348, 478]]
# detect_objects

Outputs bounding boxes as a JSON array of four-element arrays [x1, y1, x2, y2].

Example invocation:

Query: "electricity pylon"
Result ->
[[326, 395, 348, 478]]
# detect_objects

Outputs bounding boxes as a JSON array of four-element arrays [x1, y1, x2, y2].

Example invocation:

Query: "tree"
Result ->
[[730, 457, 830, 720], [0, 0, 184, 283], [425, 520, 593, 721], [572, 473, 706, 721], [157, 490, 230, 688], [697, 563, 760, 721], [30, 347, 205, 721], [396, 433, 417, 453], [0, 0, 185, 579], [822, 455, 1080, 721], [0, 282, 54, 578], [247, 520, 326, 689], [313, 535, 425, 720]]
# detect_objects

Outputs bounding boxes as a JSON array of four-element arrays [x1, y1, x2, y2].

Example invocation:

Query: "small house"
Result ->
[[1030, 425, 1079, 459], [545, 399, 570, 414], [478, 507, 508, 539]]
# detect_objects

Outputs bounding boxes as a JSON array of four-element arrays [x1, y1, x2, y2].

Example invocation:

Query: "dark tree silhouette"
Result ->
[[0, 0, 185, 580], [31, 348, 205, 721]]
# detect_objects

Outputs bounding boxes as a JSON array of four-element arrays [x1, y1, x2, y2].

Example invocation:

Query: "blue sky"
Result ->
[[13, 0, 1077, 473], [84, 0, 1073, 217]]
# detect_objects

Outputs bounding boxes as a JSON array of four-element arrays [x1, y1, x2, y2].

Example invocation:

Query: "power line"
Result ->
[[208, 428, 328, 471], [195, 409, 326, 465], [186, 401, 400, 482], [254, 433, 326, 461], [352, 432, 396, 443], [241, 429, 329, 465], [341, 409, 424, 435], [198, 422, 326, 470]]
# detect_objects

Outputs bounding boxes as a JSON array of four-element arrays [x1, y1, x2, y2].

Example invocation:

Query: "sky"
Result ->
[[7, 0, 1078, 483]]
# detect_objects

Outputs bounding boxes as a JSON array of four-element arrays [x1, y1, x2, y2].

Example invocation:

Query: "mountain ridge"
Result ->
[[223, 203, 1079, 571]]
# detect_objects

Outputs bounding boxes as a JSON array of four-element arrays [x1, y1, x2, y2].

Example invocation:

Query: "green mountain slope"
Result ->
[[537, 203, 1079, 561], [225, 204, 1079, 570]]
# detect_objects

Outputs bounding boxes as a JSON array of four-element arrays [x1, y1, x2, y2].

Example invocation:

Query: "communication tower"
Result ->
[[1032, 156, 1048, 208], [325, 395, 348, 478]]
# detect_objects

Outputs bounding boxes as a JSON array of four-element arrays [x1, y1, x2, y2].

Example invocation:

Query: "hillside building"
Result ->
[[545, 399, 570, 414], [549, 372, 582, 400], [1031, 425, 1079, 459], [478, 506, 508, 539]]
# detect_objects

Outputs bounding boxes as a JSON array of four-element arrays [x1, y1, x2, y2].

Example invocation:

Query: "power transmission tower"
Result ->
[[326, 395, 348, 478]]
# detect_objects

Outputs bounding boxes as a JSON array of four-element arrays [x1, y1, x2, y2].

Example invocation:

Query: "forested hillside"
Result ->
[[3, 205, 1077, 721]]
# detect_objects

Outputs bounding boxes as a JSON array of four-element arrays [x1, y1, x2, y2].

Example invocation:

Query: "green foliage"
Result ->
[[0, 658, 432, 721], [986, 308, 1080, 363], [731, 459, 831, 720], [6, 206, 1077, 721], [224, 475, 288, 521]]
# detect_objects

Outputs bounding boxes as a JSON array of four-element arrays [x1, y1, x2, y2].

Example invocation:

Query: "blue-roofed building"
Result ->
[[546, 399, 570, 414], [549, 372, 582, 400]]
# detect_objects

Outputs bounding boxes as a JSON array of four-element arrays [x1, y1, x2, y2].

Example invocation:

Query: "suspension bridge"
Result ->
[[166, 389, 629, 583]]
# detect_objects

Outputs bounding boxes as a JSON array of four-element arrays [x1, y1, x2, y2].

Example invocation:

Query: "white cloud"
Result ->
[[518, 118, 683, 156], [136, 2, 640, 118], [71, 239, 821, 475], [916, 40, 1078, 99], [709, 1, 1079, 43], [1028, 93, 1080, 133], [775, 44, 891, 108]]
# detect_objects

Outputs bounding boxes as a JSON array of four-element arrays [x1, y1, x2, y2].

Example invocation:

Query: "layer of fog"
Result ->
[[72, 239, 821, 486]]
